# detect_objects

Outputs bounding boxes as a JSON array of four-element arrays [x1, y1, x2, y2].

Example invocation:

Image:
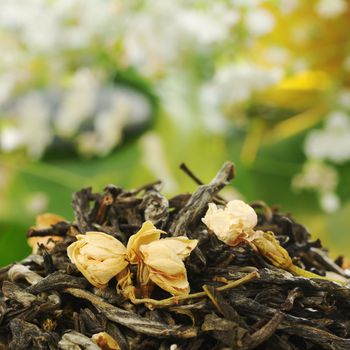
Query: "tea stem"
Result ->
[[132, 271, 259, 308]]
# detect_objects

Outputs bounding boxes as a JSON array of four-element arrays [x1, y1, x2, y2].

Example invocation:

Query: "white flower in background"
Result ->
[[25, 192, 49, 215], [280, 0, 299, 14], [202, 63, 282, 106], [338, 90, 350, 109], [122, 2, 182, 76], [1, 92, 53, 158], [123, 1, 238, 76], [93, 94, 130, 156], [0, 73, 16, 104], [245, 9, 275, 36], [77, 87, 151, 156], [157, 70, 199, 132], [304, 110, 350, 163], [293, 161, 338, 193], [55, 68, 100, 137], [178, 5, 239, 45], [198, 63, 282, 132], [140, 132, 178, 193], [262, 46, 290, 66], [17, 93, 52, 158], [315, 0, 347, 19], [320, 191, 340, 213], [202, 200, 257, 246], [0, 127, 23, 152], [233, 0, 263, 7], [199, 84, 229, 134]]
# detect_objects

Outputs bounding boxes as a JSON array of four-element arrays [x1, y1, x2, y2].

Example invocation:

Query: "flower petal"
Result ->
[[140, 241, 192, 296], [67, 232, 128, 288], [126, 221, 164, 264], [116, 268, 136, 301], [202, 200, 257, 246], [27, 213, 66, 253], [251, 231, 292, 269], [154, 237, 198, 260]]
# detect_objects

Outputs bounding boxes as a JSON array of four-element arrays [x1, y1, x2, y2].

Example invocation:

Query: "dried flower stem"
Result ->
[[131, 271, 259, 308], [288, 265, 347, 285]]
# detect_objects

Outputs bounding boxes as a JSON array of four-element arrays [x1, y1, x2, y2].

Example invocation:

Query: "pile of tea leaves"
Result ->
[[1, 162, 350, 350]]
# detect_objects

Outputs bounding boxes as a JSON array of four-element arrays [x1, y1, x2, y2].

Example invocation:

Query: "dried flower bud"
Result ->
[[27, 213, 65, 254], [116, 268, 136, 301], [251, 231, 293, 270], [126, 221, 164, 264], [202, 200, 257, 246], [125, 221, 197, 297], [91, 332, 121, 350], [67, 232, 128, 288], [139, 237, 198, 296]]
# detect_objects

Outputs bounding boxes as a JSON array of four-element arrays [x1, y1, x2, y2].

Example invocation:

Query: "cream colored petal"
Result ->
[[154, 237, 198, 260], [35, 213, 65, 229], [67, 232, 128, 288], [83, 257, 129, 287], [140, 242, 190, 296], [116, 268, 136, 301], [80, 232, 127, 254], [126, 221, 164, 264], [140, 242, 184, 273], [28, 236, 64, 254], [226, 200, 257, 229], [148, 267, 190, 296], [28, 213, 66, 253], [251, 231, 292, 269], [202, 200, 257, 247]]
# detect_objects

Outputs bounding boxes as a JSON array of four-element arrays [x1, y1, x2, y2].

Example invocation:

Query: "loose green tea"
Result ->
[[0, 162, 349, 349]]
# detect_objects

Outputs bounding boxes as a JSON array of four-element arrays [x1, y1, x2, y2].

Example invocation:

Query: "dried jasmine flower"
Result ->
[[67, 221, 198, 298], [67, 232, 128, 289], [202, 200, 257, 246], [27, 213, 65, 254]]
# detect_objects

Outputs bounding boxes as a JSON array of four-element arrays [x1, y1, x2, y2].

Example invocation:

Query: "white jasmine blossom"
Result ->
[[304, 111, 350, 163], [25, 192, 49, 215], [202, 200, 257, 246], [0, 127, 23, 152], [338, 90, 350, 109], [67, 221, 197, 297], [315, 0, 347, 19], [140, 132, 178, 193], [55, 69, 100, 137], [320, 192, 340, 213], [292, 162, 338, 193], [15, 92, 53, 158], [245, 9, 275, 36], [201, 63, 282, 110], [280, 0, 299, 14]]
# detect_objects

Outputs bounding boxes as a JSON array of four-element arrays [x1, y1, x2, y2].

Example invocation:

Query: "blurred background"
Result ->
[[0, 0, 350, 265]]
